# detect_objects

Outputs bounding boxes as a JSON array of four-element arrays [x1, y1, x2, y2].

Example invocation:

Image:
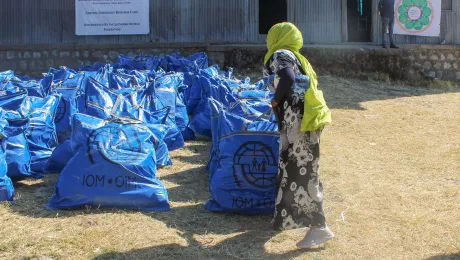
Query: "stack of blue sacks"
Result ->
[[0, 52, 281, 215]]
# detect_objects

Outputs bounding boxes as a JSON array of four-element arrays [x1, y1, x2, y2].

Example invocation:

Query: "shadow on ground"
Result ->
[[424, 253, 460, 260]]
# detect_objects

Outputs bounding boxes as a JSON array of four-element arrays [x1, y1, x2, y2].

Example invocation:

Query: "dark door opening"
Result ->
[[259, 0, 288, 34], [347, 0, 372, 42]]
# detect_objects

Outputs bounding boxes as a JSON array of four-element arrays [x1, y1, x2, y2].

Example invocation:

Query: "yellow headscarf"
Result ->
[[265, 22, 331, 132]]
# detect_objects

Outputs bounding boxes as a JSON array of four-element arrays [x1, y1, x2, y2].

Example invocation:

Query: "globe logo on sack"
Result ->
[[233, 141, 277, 189], [87, 125, 143, 165], [55, 100, 66, 123]]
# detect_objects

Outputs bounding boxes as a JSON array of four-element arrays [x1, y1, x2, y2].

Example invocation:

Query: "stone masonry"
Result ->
[[0, 44, 459, 82]]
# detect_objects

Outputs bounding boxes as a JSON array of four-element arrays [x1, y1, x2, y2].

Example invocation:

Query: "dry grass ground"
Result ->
[[0, 76, 459, 260]]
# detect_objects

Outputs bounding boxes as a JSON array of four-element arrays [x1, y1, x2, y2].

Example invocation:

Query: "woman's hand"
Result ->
[[271, 99, 279, 108]]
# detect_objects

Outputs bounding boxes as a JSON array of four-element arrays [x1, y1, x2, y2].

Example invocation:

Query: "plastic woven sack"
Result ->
[[0, 109, 14, 201], [0, 89, 35, 179], [45, 106, 173, 174], [53, 74, 82, 142], [118, 53, 160, 71], [46, 114, 170, 211], [5, 124, 34, 179], [22, 94, 61, 174], [85, 77, 138, 120], [2, 75, 53, 98], [151, 74, 185, 151], [44, 139, 73, 174], [108, 72, 145, 91], [0, 71, 15, 83], [189, 76, 237, 137], [205, 99, 279, 214]]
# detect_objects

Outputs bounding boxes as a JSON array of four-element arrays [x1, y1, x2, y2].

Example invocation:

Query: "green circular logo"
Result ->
[[397, 0, 433, 31]]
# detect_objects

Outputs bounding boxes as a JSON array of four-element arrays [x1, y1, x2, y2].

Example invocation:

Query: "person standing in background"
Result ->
[[379, 0, 399, 49]]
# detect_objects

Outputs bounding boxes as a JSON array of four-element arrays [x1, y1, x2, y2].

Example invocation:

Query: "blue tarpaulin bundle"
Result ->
[[2, 75, 53, 98], [47, 114, 170, 211], [150, 73, 185, 150], [53, 74, 82, 142], [205, 99, 279, 214], [0, 89, 36, 179], [22, 94, 61, 174], [0, 51, 279, 213], [0, 109, 14, 201]]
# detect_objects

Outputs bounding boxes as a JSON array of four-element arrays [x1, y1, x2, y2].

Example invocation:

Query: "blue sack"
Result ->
[[48, 67, 76, 84], [205, 99, 279, 214], [2, 76, 53, 98], [46, 106, 172, 174], [85, 76, 173, 166], [0, 71, 15, 83], [0, 110, 14, 201], [137, 107, 173, 167], [85, 77, 137, 120], [151, 74, 185, 151], [44, 139, 73, 174], [118, 53, 160, 71], [5, 124, 35, 179], [108, 72, 145, 91], [46, 114, 170, 211], [53, 74, 82, 142], [0, 90, 36, 179], [189, 75, 237, 137], [22, 94, 61, 174]]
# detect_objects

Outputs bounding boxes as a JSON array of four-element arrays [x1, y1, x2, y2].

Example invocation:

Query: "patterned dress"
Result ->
[[264, 50, 326, 230]]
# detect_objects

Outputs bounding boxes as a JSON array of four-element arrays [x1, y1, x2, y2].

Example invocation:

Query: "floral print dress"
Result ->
[[264, 50, 326, 230]]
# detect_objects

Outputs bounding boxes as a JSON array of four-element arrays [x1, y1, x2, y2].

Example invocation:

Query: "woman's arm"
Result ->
[[272, 67, 296, 107]]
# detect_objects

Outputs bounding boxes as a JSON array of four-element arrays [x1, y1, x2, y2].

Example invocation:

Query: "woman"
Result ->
[[263, 22, 334, 248]]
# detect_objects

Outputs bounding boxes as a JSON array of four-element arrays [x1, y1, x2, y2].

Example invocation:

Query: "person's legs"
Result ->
[[389, 18, 399, 48], [295, 130, 334, 249], [381, 18, 390, 48]]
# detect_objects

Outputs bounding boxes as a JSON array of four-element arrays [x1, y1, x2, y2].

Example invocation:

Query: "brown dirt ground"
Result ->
[[0, 76, 459, 260]]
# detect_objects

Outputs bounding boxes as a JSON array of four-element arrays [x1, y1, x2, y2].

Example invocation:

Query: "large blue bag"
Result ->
[[48, 67, 77, 84], [205, 99, 279, 214], [5, 124, 35, 179], [46, 114, 170, 211], [44, 139, 73, 174], [0, 90, 36, 179], [137, 107, 172, 167], [53, 74, 82, 142], [118, 54, 160, 71], [0, 71, 15, 83], [189, 76, 238, 137], [150, 74, 185, 150], [0, 109, 14, 201], [2, 75, 53, 98], [108, 72, 146, 91], [85, 76, 173, 165], [22, 94, 61, 173], [85, 76, 138, 120], [45, 105, 173, 174]]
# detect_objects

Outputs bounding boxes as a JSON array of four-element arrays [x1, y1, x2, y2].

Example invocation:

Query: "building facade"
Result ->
[[0, 0, 459, 46]]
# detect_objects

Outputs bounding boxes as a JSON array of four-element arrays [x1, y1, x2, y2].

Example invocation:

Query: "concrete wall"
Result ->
[[0, 44, 459, 82]]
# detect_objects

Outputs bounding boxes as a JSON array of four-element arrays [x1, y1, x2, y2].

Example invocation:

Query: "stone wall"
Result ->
[[223, 45, 460, 82], [0, 44, 459, 82]]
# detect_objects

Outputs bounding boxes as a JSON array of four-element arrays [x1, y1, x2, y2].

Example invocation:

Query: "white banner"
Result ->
[[76, 0, 149, 36], [393, 0, 441, 37]]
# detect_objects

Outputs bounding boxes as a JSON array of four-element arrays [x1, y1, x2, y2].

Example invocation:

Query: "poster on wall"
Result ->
[[393, 0, 441, 37], [75, 0, 149, 36]]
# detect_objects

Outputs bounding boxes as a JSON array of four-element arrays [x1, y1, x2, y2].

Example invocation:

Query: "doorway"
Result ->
[[259, 0, 288, 34], [347, 0, 372, 42]]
